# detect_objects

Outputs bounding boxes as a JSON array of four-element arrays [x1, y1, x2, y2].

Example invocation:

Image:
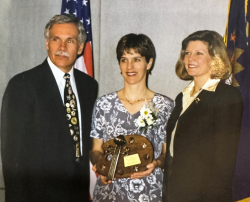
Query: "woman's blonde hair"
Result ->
[[176, 30, 232, 80]]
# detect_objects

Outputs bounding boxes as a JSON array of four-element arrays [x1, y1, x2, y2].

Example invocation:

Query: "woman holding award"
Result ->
[[90, 33, 174, 202]]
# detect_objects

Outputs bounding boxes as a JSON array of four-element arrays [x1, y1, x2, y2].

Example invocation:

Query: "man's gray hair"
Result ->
[[44, 14, 87, 44]]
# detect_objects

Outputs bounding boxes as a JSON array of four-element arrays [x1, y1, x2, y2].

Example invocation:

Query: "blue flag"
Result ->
[[225, 0, 250, 201]]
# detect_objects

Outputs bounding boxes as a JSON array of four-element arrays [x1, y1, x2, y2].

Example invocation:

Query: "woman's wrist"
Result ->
[[155, 159, 160, 168], [153, 160, 158, 168], [154, 156, 165, 168], [90, 151, 104, 165]]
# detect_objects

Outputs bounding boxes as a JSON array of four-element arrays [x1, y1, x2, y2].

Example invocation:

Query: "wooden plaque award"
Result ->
[[96, 135, 154, 181]]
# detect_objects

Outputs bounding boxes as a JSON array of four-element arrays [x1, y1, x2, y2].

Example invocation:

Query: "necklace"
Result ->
[[123, 90, 146, 105], [191, 87, 202, 97]]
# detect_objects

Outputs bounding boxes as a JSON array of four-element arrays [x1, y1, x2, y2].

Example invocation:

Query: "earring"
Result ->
[[120, 72, 122, 74], [147, 70, 151, 75]]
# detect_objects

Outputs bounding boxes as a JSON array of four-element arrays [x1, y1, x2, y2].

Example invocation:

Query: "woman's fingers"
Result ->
[[130, 161, 157, 179], [92, 164, 97, 172], [100, 175, 112, 185], [130, 167, 154, 179]]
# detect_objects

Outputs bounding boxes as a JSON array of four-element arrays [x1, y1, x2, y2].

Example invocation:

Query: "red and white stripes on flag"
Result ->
[[61, 0, 93, 77]]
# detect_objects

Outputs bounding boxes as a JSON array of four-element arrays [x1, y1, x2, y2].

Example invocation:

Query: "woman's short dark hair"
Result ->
[[116, 34, 156, 64], [176, 30, 232, 80]]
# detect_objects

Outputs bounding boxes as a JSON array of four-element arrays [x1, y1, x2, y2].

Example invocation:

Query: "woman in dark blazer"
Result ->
[[163, 30, 243, 202]]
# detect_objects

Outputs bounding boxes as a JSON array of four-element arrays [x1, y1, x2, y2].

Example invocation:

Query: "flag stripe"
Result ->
[[84, 41, 93, 77]]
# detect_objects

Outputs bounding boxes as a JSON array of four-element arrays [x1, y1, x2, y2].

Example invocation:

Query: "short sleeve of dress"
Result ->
[[90, 98, 104, 139], [90, 93, 116, 140], [153, 94, 174, 143]]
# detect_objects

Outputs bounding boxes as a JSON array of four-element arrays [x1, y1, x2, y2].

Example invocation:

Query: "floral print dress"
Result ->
[[90, 92, 174, 202]]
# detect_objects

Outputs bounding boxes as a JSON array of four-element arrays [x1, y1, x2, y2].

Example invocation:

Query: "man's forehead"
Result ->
[[49, 23, 78, 32], [49, 23, 79, 37]]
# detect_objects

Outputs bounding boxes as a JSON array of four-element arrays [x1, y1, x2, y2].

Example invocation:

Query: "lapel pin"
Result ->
[[195, 97, 200, 104]]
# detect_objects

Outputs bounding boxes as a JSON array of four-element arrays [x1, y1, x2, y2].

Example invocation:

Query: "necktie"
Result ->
[[63, 73, 80, 162]]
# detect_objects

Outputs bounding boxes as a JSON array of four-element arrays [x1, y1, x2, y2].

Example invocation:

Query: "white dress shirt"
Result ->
[[47, 57, 83, 155]]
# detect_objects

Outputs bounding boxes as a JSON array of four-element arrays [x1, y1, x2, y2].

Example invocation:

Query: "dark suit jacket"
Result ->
[[163, 82, 243, 202], [1, 59, 98, 202]]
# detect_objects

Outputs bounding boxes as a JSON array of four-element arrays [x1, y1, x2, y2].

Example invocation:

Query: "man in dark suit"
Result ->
[[1, 14, 97, 202]]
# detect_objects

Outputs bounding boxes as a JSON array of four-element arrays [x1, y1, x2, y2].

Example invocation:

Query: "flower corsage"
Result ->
[[134, 100, 159, 133]]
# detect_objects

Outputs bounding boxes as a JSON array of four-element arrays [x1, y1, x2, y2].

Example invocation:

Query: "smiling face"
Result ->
[[119, 49, 153, 86], [46, 23, 84, 73], [184, 40, 212, 82]]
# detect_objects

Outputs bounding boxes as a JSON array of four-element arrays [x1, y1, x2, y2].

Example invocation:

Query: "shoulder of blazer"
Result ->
[[214, 82, 242, 104], [174, 92, 183, 106], [73, 69, 98, 102], [3, 59, 57, 119], [74, 68, 98, 85], [9, 59, 51, 82], [215, 81, 238, 92], [6, 59, 52, 91], [74, 68, 98, 86]]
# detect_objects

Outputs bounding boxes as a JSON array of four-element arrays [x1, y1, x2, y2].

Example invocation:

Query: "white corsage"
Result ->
[[134, 101, 159, 132]]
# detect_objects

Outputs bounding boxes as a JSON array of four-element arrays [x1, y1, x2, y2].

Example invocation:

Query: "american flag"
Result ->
[[61, 0, 93, 77], [61, 1, 96, 200]]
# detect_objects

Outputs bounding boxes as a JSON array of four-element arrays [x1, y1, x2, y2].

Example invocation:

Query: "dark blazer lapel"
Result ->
[[173, 94, 183, 118], [178, 90, 214, 121], [74, 70, 87, 127], [170, 94, 183, 125], [39, 60, 68, 125], [167, 93, 183, 146], [73, 70, 89, 156]]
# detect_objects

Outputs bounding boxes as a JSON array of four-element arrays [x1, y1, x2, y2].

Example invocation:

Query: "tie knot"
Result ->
[[63, 73, 70, 80]]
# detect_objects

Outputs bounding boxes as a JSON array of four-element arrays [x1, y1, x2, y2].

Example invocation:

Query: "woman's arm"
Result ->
[[90, 138, 104, 165], [130, 143, 166, 179], [90, 138, 113, 184], [155, 143, 167, 168]]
